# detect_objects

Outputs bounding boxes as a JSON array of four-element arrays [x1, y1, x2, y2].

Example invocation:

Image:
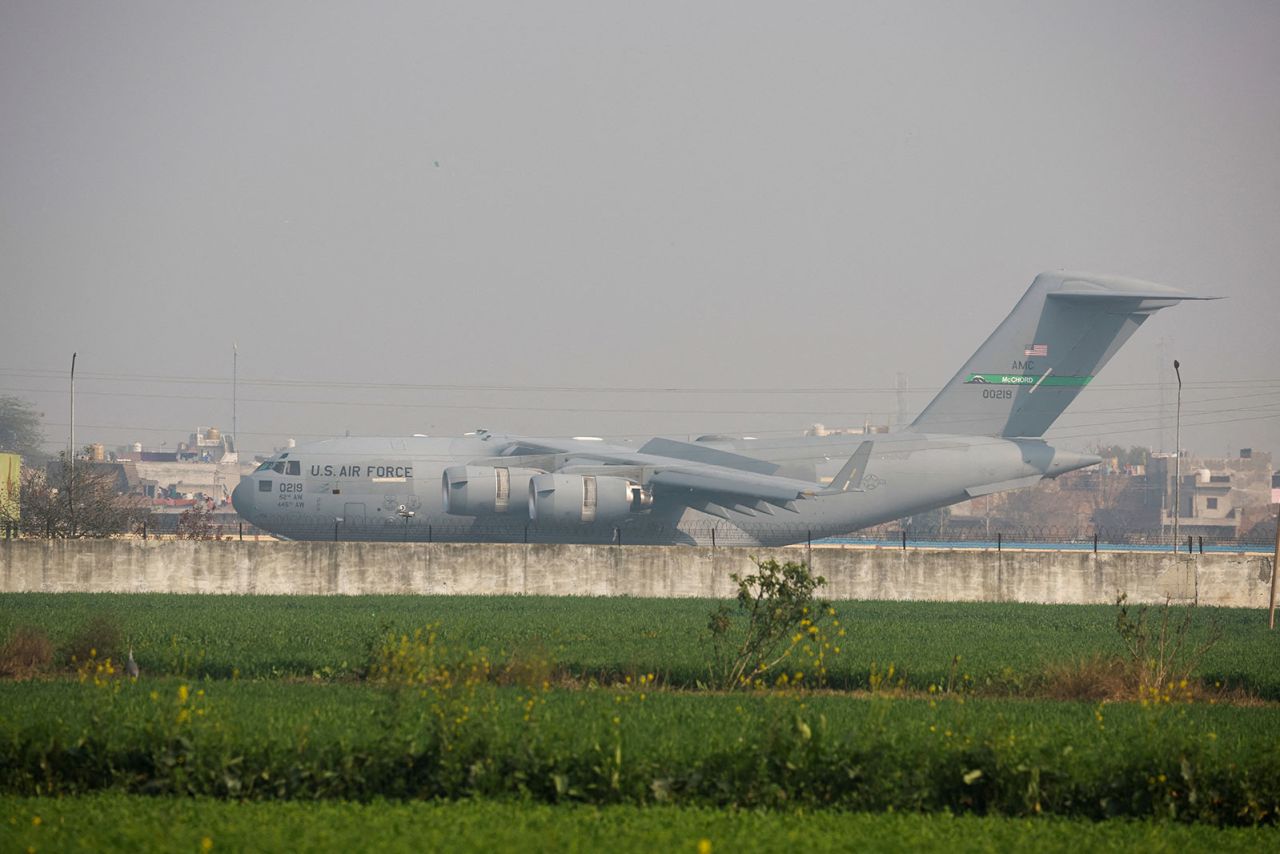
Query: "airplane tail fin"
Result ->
[[907, 271, 1215, 438]]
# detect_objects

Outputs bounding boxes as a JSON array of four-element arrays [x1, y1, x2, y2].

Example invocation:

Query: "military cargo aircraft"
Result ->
[[231, 271, 1209, 545]]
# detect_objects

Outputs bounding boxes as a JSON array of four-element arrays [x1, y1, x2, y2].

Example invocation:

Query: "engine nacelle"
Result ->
[[441, 465, 540, 516], [527, 473, 651, 524]]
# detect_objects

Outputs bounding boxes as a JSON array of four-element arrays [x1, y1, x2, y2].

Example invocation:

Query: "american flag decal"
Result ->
[[1024, 343, 1048, 357]]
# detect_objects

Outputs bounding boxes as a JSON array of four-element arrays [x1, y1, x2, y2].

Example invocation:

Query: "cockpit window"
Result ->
[[286, 461, 301, 476], [255, 460, 275, 472], [272, 462, 285, 474]]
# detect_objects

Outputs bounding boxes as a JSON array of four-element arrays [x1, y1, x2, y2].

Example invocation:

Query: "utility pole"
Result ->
[[232, 343, 238, 452], [1172, 359, 1181, 553], [69, 352, 76, 537]]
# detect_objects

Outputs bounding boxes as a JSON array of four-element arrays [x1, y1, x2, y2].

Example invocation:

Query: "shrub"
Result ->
[[707, 558, 835, 690], [1114, 595, 1223, 701], [64, 614, 123, 667], [1040, 654, 1129, 702], [497, 640, 556, 689], [0, 625, 54, 679]]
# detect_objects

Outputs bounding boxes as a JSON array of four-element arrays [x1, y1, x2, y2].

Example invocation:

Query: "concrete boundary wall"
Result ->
[[0, 541, 1273, 607]]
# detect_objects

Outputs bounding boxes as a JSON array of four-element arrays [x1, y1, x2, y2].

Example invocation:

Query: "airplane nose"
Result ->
[[231, 479, 251, 517]]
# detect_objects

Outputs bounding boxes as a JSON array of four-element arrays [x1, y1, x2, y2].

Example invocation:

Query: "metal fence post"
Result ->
[[997, 532, 1002, 553], [901, 530, 907, 550], [1197, 536, 1203, 555], [711, 527, 717, 549], [1093, 532, 1098, 555]]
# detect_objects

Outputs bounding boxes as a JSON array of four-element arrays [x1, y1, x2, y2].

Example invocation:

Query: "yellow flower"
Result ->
[[201, 837, 214, 851], [697, 839, 712, 854], [31, 815, 41, 826], [178, 684, 190, 703]]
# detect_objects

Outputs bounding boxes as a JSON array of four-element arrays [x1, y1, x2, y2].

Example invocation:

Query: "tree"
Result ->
[[0, 396, 45, 463], [176, 503, 215, 539], [3, 457, 148, 538], [901, 506, 951, 536], [1091, 443, 1151, 469]]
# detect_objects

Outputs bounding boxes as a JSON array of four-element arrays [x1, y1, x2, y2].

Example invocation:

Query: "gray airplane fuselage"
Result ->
[[230, 431, 1097, 546]]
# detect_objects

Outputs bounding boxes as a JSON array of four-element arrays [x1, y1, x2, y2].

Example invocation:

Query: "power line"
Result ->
[[4, 383, 1279, 419], [2, 365, 1278, 396]]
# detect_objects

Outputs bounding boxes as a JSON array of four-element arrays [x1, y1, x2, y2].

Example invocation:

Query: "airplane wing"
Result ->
[[482, 435, 835, 508]]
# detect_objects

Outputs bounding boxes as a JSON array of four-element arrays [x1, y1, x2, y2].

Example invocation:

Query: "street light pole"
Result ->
[[69, 352, 76, 538], [1172, 359, 1182, 553], [232, 343, 238, 452]]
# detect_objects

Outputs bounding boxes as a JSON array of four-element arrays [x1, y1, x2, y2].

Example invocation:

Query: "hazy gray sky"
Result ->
[[2, 1, 1277, 459]]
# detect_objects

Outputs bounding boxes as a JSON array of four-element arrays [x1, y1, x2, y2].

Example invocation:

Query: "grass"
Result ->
[[3, 795, 1278, 853], [1, 594, 1274, 698]]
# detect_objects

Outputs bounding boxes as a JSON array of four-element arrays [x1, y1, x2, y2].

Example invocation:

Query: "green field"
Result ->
[[3, 796, 1277, 853], [1, 592, 1278, 849], [2, 680, 1278, 822], [2, 594, 1275, 697]]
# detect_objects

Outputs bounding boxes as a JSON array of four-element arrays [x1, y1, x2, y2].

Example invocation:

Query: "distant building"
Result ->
[[946, 446, 1273, 539], [1143, 449, 1272, 538], [54, 427, 254, 511]]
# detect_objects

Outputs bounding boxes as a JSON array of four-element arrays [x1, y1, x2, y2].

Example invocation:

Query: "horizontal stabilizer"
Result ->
[[965, 474, 1043, 498]]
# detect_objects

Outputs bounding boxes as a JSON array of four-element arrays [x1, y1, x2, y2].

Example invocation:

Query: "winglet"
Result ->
[[821, 441, 874, 494]]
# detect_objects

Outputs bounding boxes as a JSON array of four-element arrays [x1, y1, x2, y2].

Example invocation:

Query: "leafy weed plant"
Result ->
[[1115, 594, 1223, 702], [706, 559, 838, 690]]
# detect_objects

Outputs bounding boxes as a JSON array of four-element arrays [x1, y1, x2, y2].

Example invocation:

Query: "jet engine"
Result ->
[[441, 465, 540, 516], [527, 473, 652, 524]]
